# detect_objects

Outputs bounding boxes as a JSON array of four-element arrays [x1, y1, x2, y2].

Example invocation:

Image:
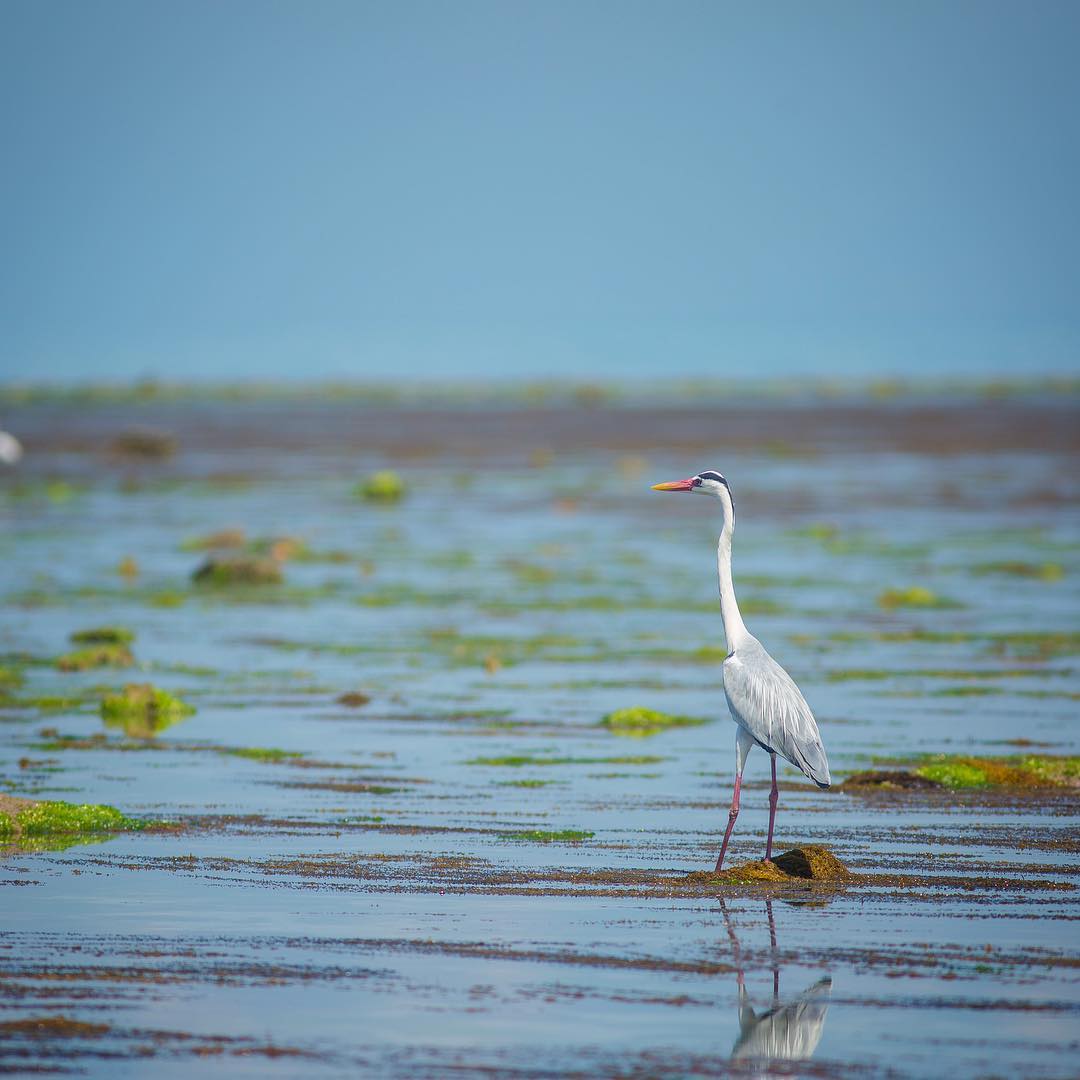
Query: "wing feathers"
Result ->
[[723, 643, 830, 787]]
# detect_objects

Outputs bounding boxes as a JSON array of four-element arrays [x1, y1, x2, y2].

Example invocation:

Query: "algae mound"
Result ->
[[355, 470, 406, 502], [56, 643, 134, 671], [100, 684, 195, 738], [192, 555, 283, 586], [600, 706, 708, 737], [877, 586, 956, 609], [0, 794, 144, 845], [70, 626, 135, 646], [844, 754, 1080, 792], [684, 846, 851, 886]]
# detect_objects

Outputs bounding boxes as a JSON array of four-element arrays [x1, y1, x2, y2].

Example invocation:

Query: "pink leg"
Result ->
[[715, 772, 743, 872], [765, 755, 779, 862]]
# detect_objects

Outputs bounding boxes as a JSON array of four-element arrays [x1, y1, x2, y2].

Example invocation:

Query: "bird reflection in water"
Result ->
[[720, 899, 832, 1069]]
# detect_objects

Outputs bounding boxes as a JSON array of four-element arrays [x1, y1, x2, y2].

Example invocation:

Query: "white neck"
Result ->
[[715, 492, 749, 651]]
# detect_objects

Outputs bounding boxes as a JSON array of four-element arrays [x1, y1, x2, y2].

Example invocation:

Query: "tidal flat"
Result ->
[[1, 384, 1078, 1077]]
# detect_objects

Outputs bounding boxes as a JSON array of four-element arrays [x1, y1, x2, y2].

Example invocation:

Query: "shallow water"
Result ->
[[1, 390, 1078, 1076]]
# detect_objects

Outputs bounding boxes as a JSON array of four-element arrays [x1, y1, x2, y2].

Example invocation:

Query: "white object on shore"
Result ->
[[0, 430, 22, 465]]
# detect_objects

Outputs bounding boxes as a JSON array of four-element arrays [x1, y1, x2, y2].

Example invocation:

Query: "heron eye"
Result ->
[[692, 477, 702, 486]]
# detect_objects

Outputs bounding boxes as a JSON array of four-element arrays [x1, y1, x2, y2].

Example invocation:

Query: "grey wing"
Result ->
[[723, 643, 831, 788]]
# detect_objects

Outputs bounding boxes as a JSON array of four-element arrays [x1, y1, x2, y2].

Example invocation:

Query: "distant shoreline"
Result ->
[[1, 375, 1077, 410]]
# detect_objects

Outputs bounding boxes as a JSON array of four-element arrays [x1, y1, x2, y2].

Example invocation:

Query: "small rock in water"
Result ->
[[771, 845, 852, 881], [336, 692, 371, 707]]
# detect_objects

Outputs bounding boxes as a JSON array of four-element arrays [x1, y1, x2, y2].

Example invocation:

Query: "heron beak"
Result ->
[[650, 478, 695, 492]]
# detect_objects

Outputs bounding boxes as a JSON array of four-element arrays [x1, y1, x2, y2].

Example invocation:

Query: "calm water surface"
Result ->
[[1, 392, 1077, 1076]]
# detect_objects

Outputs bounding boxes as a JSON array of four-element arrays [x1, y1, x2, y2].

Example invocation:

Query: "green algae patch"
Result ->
[[916, 754, 1080, 789], [917, 760, 992, 788], [683, 846, 851, 887], [877, 586, 957, 609], [56, 644, 135, 671], [70, 626, 135, 646], [497, 779, 559, 788], [499, 829, 594, 842], [223, 747, 305, 763], [600, 706, 709, 737], [467, 754, 665, 768], [355, 470, 406, 502], [192, 555, 284, 586], [848, 754, 1080, 792], [100, 684, 195, 738], [0, 794, 145, 845]]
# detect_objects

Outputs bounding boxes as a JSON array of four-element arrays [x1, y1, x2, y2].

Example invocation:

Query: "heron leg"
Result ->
[[715, 772, 742, 872], [765, 754, 779, 862]]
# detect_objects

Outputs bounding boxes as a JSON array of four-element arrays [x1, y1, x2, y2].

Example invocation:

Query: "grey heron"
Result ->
[[652, 471, 830, 870], [722, 899, 833, 1067]]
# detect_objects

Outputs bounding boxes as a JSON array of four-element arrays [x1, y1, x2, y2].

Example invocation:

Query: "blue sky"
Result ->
[[2, 0, 1078, 381]]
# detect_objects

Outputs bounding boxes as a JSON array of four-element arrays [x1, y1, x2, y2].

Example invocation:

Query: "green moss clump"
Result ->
[[100, 684, 195, 738], [355, 470, 406, 502], [56, 644, 135, 671], [907, 754, 1080, 790], [191, 556, 283, 586], [70, 626, 135, 646], [600, 706, 708, 737], [878, 586, 956, 609], [1015, 755, 1080, 785], [0, 795, 144, 844], [916, 761, 991, 788]]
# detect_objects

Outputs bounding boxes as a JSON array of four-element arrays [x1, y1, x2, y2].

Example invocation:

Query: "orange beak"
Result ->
[[650, 478, 695, 492]]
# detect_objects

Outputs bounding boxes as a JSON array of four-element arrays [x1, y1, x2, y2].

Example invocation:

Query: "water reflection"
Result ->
[[721, 899, 832, 1070]]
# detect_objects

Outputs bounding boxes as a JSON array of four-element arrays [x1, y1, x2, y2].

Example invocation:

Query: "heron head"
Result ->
[[651, 470, 730, 497]]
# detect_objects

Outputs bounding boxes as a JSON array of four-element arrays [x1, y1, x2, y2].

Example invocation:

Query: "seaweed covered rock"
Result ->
[[684, 845, 851, 886], [70, 626, 135, 646], [0, 794, 144, 845], [843, 755, 1080, 792], [600, 706, 708, 737], [192, 555, 283, 586], [355, 470, 406, 502], [100, 683, 195, 738], [772, 845, 851, 880], [56, 643, 134, 671]]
